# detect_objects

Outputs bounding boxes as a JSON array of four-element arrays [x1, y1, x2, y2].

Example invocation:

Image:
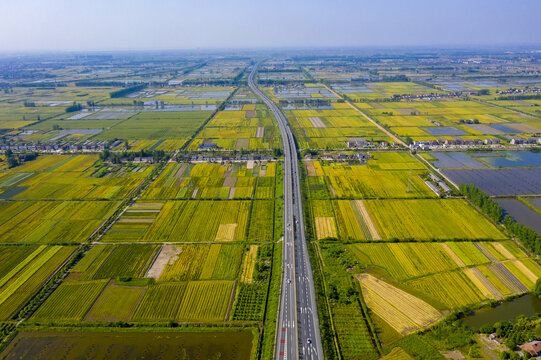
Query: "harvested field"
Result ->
[[308, 116, 326, 128], [215, 223, 237, 241], [145, 244, 181, 279], [315, 217, 337, 239], [304, 160, 316, 176], [256, 126, 264, 138], [357, 274, 442, 335], [235, 138, 250, 150], [489, 263, 528, 293], [513, 260, 538, 283], [223, 176, 237, 187], [440, 243, 466, 267], [491, 242, 516, 260], [355, 200, 380, 240], [474, 243, 497, 262], [240, 245, 258, 283], [463, 267, 502, 299], [506, 123, 541, 133], [174, 164, 187, 178]]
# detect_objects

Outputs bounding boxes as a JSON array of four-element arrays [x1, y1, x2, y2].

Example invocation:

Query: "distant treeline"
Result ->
[[257, 80, 315, 86], [75, 80, 130, 87], [259, 69, 301, 73], [497, 93, 541, 101], [65, 102, 82, 113], [461, 184, 541, 254], [18, 82, 67, 88], [110, 83, 147, 98]]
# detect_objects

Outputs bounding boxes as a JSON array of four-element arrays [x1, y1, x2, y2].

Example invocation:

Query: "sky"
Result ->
[[0, 0, 540, 52]]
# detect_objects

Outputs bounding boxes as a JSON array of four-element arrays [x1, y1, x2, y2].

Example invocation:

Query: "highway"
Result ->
[[248, 63, 324, 360]]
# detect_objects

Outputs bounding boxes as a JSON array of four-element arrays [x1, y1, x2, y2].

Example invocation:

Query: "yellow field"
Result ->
[[440, 243, 465, 267], [215, 223, 237, 241], [381, 347, 415, 360], [355, 200, 380, 240], [491, 242, 516, 259], [240, 245, 258, 283], [463, 267, 499, 299], [357, 274, 442, 335], [315, 217, 337, 239]]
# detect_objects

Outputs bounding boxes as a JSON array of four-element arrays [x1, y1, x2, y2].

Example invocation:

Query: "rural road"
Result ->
[[249, 63, 324, 360]]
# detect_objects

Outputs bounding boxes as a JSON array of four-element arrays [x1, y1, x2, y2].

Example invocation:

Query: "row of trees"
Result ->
[[459, 184, 503, 223], [99, 149, 168, 163], [460, 184, 541, 255]]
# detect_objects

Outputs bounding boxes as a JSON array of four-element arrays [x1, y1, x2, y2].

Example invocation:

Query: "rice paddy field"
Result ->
[[332, 81, 443, 101], [2, 85, 237, 151], [306, 152, 435, 200], [308, 150, 534, 358], [0, 245, 76, 320], [4, 52, 541, 360], [359, 99, 541, 142], [0, 329, 254, 360], [0, 154, 154, 200], [30, 240, 272, 325], [317, 239, 541, 358], [363, 199, 506, 241], [102, 200, 256, 242], [140, 161, 278, 200], [283, 104, 392, 149], [189, 97, 282, 151]]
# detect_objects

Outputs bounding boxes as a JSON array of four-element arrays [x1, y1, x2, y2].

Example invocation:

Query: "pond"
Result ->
[[462, 294, 541, 330]]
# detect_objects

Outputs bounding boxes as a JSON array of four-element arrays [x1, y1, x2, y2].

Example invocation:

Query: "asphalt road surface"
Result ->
[[248, 63, 324, 360]]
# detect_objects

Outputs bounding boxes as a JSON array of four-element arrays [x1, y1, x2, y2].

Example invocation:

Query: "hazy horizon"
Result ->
[[1, 0, 540, 52]]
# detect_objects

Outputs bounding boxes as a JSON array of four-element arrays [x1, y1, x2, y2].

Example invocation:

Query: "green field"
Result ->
[[0, 245, 75, 320]]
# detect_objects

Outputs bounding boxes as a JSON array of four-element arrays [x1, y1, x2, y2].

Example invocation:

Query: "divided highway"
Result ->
[[248, 64, 324, 360]]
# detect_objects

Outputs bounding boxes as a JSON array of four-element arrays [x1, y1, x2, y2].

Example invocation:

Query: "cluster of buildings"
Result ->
[[181, 154, 276, 164], [410, 137, 541, 150], [345, 139, 399, 149], [304, 152, 370, 163], [423, 173, 452, 196], [410, 138, 500, 150], [496, 87, 541, 96], [390, 92, 459, 101]]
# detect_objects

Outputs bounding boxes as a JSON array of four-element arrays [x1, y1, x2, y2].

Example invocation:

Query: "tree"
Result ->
[[534, 278, 541, 298]]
